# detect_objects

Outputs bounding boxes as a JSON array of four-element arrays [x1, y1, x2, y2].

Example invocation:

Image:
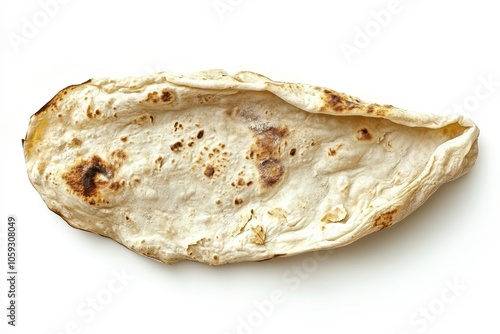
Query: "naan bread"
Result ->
[[23, 70, 479, 265]]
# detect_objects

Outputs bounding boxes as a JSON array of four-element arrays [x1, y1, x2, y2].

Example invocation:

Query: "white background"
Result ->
[[1, 0, 499, 333]]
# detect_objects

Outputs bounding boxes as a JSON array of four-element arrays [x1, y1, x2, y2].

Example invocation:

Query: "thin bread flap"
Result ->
[[24, 70, 479, 265]]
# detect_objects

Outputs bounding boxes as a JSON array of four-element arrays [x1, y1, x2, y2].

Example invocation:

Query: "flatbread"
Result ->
[[23, 70, 479, 265]]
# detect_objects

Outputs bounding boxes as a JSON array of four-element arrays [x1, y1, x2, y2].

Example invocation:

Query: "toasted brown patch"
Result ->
[[328, 144, 343, 156], [154, 156, 164, 172], [170, 141, 183, 152], [174, 122, 184, 132], [62, 155, 115, 201], [109, 180, 125, 191], [328, 93, 342, 110], [129, 114, 153, 126], [197, 130, 204, 139], [249, 126, 289, 188], [69, 138, 82, 147], [259, 158, 285, 188], [86, 107, 102, 119], [144, 91, 160, 103], [252, 126, 289, 160], [110, 149, 127, 161], [204, 165, 215, 178], [373, 209, 398, 230], [375, 105, 393, 117], [161, 89, 173, 102], [322, 89, 360, 112], [234, 197, 244, 205], [289, 148, 296, 156], [357, 128, 372, 141], [251, 225, 266, 245]]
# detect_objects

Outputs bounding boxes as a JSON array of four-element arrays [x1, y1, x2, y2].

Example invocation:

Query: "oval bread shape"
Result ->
[[23, 70, 479, 265]]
